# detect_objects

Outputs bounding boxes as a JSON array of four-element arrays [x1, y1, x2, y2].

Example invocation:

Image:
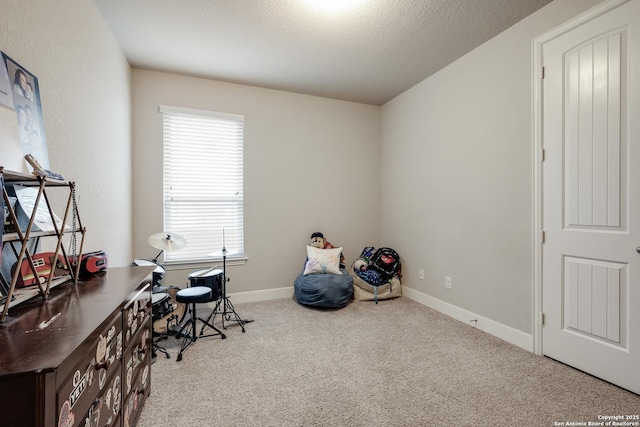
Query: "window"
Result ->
[[159, 105, 244, 263]]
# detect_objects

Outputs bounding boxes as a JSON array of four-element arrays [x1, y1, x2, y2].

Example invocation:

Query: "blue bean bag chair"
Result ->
[[294, 268, 353, 308]]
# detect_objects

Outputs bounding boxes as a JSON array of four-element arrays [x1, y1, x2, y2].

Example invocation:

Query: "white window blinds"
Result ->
[[159, 105, 244, 263]]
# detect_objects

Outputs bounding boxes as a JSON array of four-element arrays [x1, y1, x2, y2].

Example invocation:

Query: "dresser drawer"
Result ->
[[76, 360, 122, 427], [122, 358, 150, 427], [123, 317, 151, 427], [123, 285, 151, 347], [124, 317, 151, 398], [57, 312, 123, 427]]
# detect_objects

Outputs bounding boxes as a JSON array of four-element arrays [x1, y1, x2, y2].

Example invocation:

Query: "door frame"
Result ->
[[532, 0, 631, 356]]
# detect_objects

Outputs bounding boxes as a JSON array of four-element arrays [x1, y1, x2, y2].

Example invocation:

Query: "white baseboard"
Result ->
[[402, 286, 534, 352]]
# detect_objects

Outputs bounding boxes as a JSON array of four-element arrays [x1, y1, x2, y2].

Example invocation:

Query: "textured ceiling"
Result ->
[[93, 0, 553, 105]]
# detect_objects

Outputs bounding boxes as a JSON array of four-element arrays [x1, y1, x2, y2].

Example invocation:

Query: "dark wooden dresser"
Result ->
[[0, 266, 155, 427]]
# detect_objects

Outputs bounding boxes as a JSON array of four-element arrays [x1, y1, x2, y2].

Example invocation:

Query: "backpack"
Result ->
[[368, 247, 401, 282], [351, 247, 402, 303]]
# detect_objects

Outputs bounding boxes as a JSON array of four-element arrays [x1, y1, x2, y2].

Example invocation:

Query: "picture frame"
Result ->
[[0, 52, 49, 173]]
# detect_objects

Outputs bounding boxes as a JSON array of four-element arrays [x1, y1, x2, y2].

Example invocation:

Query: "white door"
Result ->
[[542, 0, 640, 394]]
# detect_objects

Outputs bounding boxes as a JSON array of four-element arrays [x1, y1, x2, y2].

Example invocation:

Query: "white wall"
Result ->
[[132, 70, 380, 293], [0, 0, 133, 266], [380, 0, 603, 334]]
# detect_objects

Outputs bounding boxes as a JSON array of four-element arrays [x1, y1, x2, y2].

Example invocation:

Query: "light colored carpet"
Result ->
[[137, 297, 639, 427]]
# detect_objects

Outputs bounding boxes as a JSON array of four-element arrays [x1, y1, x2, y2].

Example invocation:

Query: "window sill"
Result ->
[[162, 257, 248, 271]]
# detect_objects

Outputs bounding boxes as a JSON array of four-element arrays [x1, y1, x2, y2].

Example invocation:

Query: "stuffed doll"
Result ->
[[309, 232, 346, 268], [310, 232, 325, 249]]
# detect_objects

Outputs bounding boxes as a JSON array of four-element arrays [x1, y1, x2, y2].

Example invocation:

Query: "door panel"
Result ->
[[542, 0, 639, 394], [565, 32, 624, 229], [563, 257, 624, 344]]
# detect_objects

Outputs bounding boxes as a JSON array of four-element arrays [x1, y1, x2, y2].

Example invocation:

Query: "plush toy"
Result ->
[[309, 232, 346, 268], [310, 232, 325, 249], [353, 258, 367, 272]]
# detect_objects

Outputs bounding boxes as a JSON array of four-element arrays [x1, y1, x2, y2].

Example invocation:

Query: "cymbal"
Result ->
[[148, 232, 187, 251]]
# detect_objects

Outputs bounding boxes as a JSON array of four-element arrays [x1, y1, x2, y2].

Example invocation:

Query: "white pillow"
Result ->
[[303, 246, 343, 275]]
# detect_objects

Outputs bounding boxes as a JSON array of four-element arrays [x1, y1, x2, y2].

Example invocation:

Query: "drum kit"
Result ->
[[132, 231, 251, 361]]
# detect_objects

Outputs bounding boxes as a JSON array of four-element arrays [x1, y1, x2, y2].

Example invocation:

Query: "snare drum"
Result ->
[[132, 258, 165, 286], [188, 268, 223, 300], [151, 292, 172, 322]]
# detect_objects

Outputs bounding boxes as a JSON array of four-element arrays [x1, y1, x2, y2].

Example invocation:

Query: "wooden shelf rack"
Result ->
[[0, 166, 86, 324]]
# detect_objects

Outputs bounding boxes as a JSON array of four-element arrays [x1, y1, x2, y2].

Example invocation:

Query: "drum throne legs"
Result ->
[[174, 286, 226, 361]]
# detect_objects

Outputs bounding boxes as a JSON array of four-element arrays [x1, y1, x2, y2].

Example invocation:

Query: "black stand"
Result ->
[[176, 299, 226, 362], [152, 331, 170, 362], [150, 274, 171, 362], [203, 248, 253, 332], [152, 307, 180, 362]]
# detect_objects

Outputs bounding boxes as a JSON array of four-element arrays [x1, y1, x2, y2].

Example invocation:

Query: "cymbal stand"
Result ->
[[204, 247, 253, 332], [151, 249, 164, 263]]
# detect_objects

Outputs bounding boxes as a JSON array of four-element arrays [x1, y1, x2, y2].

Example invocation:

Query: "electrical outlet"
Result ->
[[445, 276, 452, 289], [419, 269, 424, 280]]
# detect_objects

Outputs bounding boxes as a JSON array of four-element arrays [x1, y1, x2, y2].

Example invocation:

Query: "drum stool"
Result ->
[[175, 286, 226, 361]]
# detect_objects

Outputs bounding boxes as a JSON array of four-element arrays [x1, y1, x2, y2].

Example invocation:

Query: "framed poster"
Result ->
[[0, 52, 49, 173], [0, 52, 25, 173]]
